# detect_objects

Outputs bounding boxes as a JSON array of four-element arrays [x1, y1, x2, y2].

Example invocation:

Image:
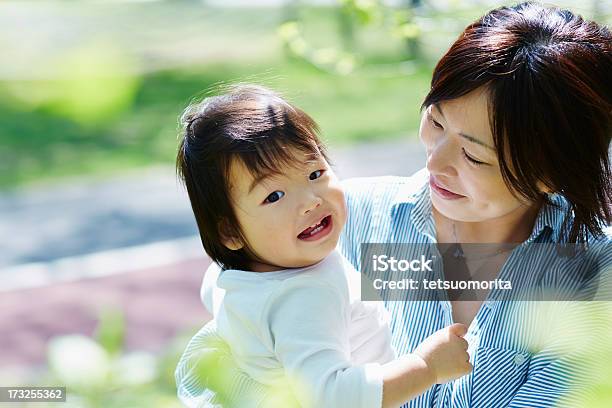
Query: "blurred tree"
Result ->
[[403, 0, 422, 59], [338, 2, 357, 52], [336, 0, 384, 51], [278, 0, 420, 75], [282, 0, 301, 23]]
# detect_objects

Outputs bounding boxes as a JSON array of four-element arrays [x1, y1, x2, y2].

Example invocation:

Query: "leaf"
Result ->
[[94, 308, 125, 357]]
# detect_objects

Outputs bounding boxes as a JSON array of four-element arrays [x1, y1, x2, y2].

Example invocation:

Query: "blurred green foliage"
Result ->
[[0, 59, 431, 188], [191, 302, 612, 407], [0, 2, 455, 189], [23, 301, 612, 407], [19, 309, 192, 408], [2, 1, 607, 189]]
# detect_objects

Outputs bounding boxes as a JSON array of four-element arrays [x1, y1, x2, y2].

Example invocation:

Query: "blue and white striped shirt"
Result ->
[[176, 168, 611, 408]]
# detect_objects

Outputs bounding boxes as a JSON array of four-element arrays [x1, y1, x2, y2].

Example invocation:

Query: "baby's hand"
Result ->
[[412, 323, 472, 384]]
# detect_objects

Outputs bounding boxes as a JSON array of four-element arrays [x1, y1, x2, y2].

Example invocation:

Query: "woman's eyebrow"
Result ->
[[459, 132, 495, 151], [433, 104, 495, 151]]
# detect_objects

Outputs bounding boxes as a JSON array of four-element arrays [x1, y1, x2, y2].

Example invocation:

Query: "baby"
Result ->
[[176, 84, 471, 407]]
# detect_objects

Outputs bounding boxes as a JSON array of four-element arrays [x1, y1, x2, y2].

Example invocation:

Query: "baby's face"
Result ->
[[226, 148, 346, 272]]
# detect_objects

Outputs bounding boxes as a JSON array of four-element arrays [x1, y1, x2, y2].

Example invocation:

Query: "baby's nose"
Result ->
[[302, 196, 322, 214]]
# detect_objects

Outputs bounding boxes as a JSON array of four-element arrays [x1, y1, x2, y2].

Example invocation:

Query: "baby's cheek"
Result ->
[[326, 176, 344, 197], [268, 218, 295, 242], [334, 190, 348, 228], [327, 183, 344, 202]]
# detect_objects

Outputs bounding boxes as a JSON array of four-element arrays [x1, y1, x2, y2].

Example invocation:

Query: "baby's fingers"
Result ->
[[448, 323, 468, 338], [462, 360, 473, 375]]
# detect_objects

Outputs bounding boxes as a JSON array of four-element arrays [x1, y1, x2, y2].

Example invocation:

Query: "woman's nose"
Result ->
[[426, 136, 458, 177]]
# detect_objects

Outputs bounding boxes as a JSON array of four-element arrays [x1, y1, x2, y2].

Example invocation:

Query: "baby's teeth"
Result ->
[[309, 224, 323, 235]]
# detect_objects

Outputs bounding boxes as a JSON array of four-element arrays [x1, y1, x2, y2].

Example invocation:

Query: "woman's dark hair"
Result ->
[[176, 84, 328, 270], [422, 1, 611, 243]]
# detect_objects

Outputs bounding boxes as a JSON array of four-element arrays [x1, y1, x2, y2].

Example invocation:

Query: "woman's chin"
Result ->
[[432, 195, 479, 223]]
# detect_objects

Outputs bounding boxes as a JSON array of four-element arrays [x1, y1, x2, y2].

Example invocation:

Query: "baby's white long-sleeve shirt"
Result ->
[[203, 250, 395, 408]]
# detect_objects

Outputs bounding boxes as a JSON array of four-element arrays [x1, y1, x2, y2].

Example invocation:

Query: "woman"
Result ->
[[176, 2, 611, 407]]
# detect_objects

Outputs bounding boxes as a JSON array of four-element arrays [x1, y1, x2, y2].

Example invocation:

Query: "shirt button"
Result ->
[[514, 353, 526, 365]]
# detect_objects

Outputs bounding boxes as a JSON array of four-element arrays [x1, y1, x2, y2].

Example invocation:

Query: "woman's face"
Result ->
[[419, 87, 534, 223]]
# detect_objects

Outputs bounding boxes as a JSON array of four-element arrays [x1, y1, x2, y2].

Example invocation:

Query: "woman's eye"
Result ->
[[462, 148, 486, 166], [309, 169, 325, 180], [264, 191, 285, 204], [428, 114, 443, 129]]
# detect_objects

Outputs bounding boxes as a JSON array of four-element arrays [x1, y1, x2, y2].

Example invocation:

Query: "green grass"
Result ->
[[1, 2, 609, 189], [0, 2, 449, 189], [0, 57, 432, 189]]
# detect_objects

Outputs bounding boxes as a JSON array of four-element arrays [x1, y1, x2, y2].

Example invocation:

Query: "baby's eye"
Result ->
[[309, 170, 325, 180], [264, 191, 285, 204]]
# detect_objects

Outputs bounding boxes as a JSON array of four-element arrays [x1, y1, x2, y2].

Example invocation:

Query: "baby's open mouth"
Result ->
[[298, 215, 332, 241]]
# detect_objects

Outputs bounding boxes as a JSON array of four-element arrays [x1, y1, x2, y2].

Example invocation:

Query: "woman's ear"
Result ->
[[219, 219, 244, 251]]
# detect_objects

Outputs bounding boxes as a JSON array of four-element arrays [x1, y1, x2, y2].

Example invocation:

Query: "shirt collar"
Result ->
[[526, 192, 571, 243], [389, 168, 436, 241]]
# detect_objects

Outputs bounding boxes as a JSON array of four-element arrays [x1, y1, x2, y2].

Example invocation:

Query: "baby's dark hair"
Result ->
[[176, 84, 329, 270]]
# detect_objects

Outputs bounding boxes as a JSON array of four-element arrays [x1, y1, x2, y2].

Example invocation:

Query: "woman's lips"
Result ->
[[297, 215, 333, 241], [430, 176, 465, 200]]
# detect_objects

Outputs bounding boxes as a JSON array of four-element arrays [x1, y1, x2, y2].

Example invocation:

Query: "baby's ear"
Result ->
[[219, 219, 244, 251]]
